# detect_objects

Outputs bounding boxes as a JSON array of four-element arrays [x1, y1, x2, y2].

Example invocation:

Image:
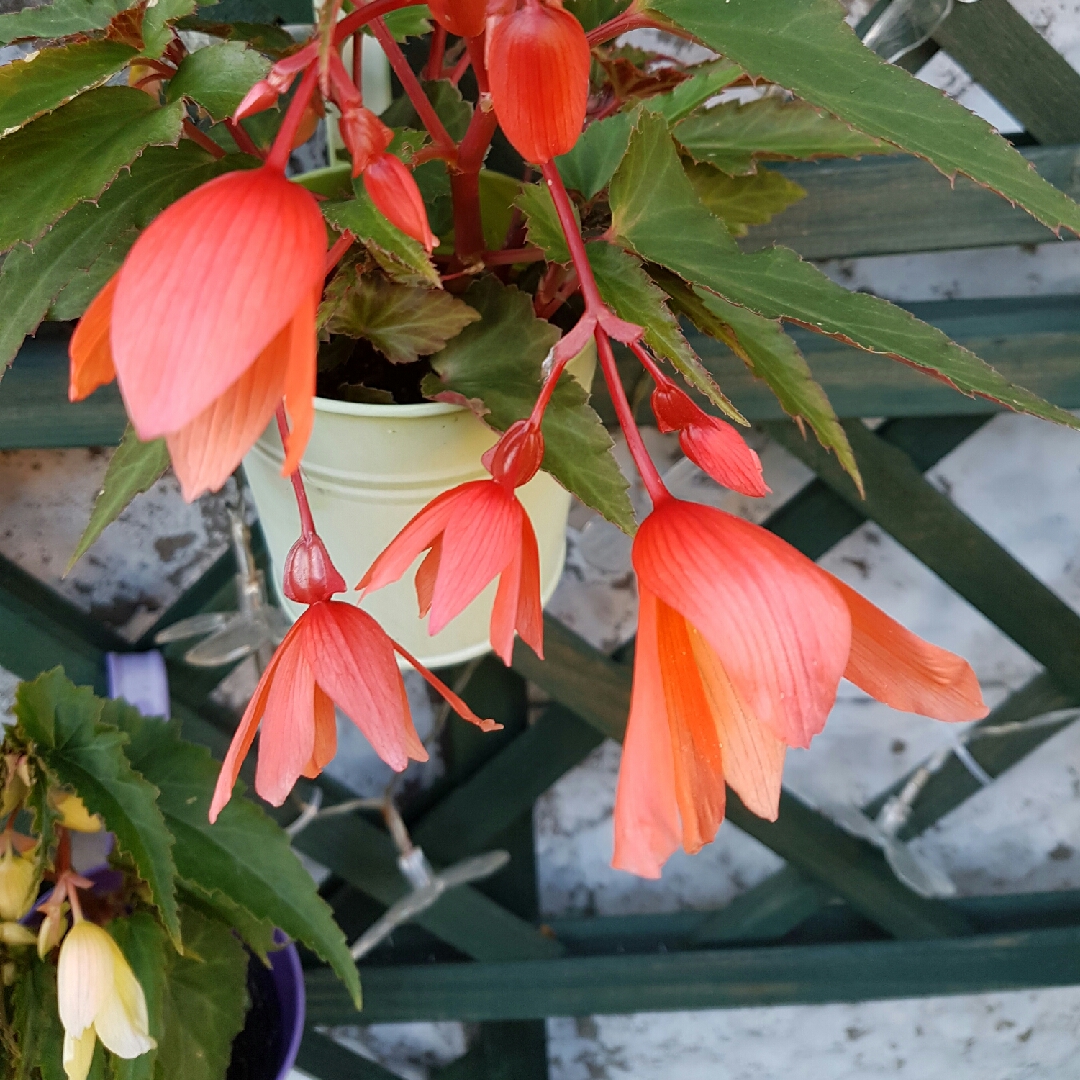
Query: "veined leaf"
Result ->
[[650, 0, 1080, 236], [0, 87, 184, 252], [12, 959, 65, 1080], [683, 160, 806, 236], [556, 110, 634, 199], [14, 670, 181, 948], [166, 41, 270, 123], [611, 112, 1080, 431], [107, 702, 362, 1009], [378, 4, 433, 40], [0, 0, 129, 43], [565, 0, 629, 31], [381, 78, 472, 142], [0, 41, 137, 139], [322, 276, 480, 363], [324, 188, 441, 288], [141, 0, 197, 57], [178, 877, 278, 963], [644, 58, 744, 124], [109, 912, 168, 1080], [516, 182, 575, 264], [68, 426, 171, 572], [586, 240, 744, 423], [157, 906, 250, 1080], [660, 268, 861, 490], [175, 17, 297, 56], [674, 96, 889, 176], [426, 278, 635, 532], [478, 168, 523, 251], [0, 142, 244, 375]]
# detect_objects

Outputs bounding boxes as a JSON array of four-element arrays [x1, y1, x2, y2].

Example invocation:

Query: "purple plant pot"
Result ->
[[267, 931, 305, 1080]]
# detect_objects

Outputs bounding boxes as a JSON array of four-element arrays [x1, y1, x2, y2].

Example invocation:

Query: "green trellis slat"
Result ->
[[294, 1027, 401, 1080]]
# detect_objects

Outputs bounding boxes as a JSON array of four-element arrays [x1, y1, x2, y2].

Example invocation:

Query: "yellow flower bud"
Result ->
[[38, 903, 69, 959], [53, 794, 103, 834], [0, 848, 37, 921], [0, 922, 38, 947], [57, 922, 156, 1080]]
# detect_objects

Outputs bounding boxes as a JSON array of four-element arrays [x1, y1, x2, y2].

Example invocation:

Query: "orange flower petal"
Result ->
[[391, 638, 502, 733], [490, 509, 544, 665], [363, 154, 436, 252], [280, 288, 318, 477], [69, 274, 118, 402], [830, 574, 989, 722], [612, 589, 681, 879], [635, 500, 851, 749], [428, 0, 488, 38], [415, 535, 443, 619], [112, 166, 325, 439], [302, 684, 338, 779]]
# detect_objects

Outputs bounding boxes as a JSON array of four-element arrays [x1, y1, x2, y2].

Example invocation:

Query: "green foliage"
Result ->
[[324, 188, 441, 288], [141, 0, 198, 57], [155, 907, 249, 1080], [11, 959, 65, 1080], [68, 427, 171, 572], [650, 0, 1080, 236], [586, 241, 746, 424], [516, 183, 575, 264], [674, 97, 889, 176], [564, 0, 629, 31], [610, 111, 1080, 432], [0, 88, 184, 252], [107, 700, 362, 1008], [0, 41, 137, 139], [109, 913, 169, 1080], [426, 279, 635, 532], [379, 4, 433, 40], [556, 111, 634, 199], [14, 671, 182, 948], [643, 59, 744, 124], [683, 160, 806, 235], [381, 79, 471, 142], [174, 18, 297, 56], [478, 170, 522, 251], [0, 0, 129, 43], [321, 274, 480, 364], [166, 42, 270, 123], [0, 142, 244, 376]]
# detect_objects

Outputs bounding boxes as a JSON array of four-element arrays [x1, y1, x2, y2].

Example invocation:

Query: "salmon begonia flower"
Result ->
[[210, 534, 497, 821], [69, 165, 326, 501], [614, 497, 988, 878], [429, 0, 489, 37], [359, 421, 545, 665]]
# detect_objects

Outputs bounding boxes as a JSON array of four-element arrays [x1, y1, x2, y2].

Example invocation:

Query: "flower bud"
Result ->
[[363, 153, 437, 252], [652, 382, 769, 498], [38, 903, 69, 959], [0, 848, 37, 922], [488, 1, 591, 163], [0, 922, 38, 947], [483, 420, 545, 489], [283, 533, 347, 604], [429, 0, 489, 38], [234, 79, 280, 122], [53, 793, 103, 834], [339, 106, 394, 177]]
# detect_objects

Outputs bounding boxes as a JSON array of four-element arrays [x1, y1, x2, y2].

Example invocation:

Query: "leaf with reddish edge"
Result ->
[[424, 278, 636, 532], [0, 0, 128, 43], [166, 41, 271, 123], [643, 58, 744, 124], [683, 161, 806, 237], [650, 0, 1080, 236], [611, 112, 1080, 433], [516, 181, 576, 264]]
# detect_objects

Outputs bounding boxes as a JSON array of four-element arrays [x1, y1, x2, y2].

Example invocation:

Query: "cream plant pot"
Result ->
[[244, 355, 592, 668]]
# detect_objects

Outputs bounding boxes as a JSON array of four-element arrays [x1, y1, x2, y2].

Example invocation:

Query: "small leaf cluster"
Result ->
[[0, 669, 359, 1080]]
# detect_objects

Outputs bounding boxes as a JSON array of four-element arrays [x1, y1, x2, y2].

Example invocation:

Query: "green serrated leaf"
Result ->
[[178, 878, 277, 963], [660, 268, 861, 490], [49, 240, 134, 321], [586, 241, 745, 424], [166, 41, 270, 123], [381, 78, 471, 142], [478, 169, 523, 251], [555, 110, 634, 199], [643, 58, 744, 124], [674, 96, 889, 176], [0, 41, 137, 140], [378, 3, 433, 39], [323, 276, 480, 363], [68, 426, 171, 572], [14, 670, 181, 948], [516, 182, 575, 264], [106, 702, 362, 1009], [650, 0, 1080, 236], [323, 189, 441, 288], [611, 111, 1080, 432], [427, 278, 635, 531], [294, 162, 353, 200], [141, 0, 198, 57], [175, 18, 297, 56], [564, 0, 629, 31], [109, 912, 168, 1080], [683, 160, 805, 235], [156, 906, 249, 1080], [0, 0, 129, 43], [0, 142, 241, 372], [0, 87, 184, 252], [12, 958, 66, 1080]]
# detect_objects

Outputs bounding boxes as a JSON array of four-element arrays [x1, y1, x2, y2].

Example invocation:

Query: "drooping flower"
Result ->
[[651, 381, 769, 498], [0, 833, 36, 921], [57, 920, 156, 1080], [210, 533, 497, 821], [358, 421, 546, 665], [68, 165, 326, 501], [429, 0, 489, 38], [614, 497, 988, 878], [488, 0, 591, 163], [362, 152, 437, 252]]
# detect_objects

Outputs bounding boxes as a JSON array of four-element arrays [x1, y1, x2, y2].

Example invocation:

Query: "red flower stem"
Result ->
[[333, 0, 413, 45], [451, 100, 500, 261], [225, 117, 265, 159], [326, 229, 356, 272], [352, 30, 364, 89], [424, 21, 447, 80], [482, 246, 547, 266], [540, 160, 606, 314], [139, 58, 177, 78], [67, 878, 85, 923], [370, 17, 456, 155], [628, 338, 668, 385], [276, 404, 317, 537], [267, 64, 319, 172], [585, 5, 689, 47], [448, 48, 471, 86], [182, 120, 226, 160], [56, 829, 71, 876], [596, 329, 668, 505], [466, 34, 489, 94]]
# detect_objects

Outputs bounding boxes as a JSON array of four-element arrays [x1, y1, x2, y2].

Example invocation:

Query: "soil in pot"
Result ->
[[227, 951, 284, 1080]]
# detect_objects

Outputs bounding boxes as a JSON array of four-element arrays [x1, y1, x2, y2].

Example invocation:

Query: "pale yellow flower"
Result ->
[[57, 921, 156, 1080], [0, 847, 37, 922], [0, 922, 37, 946]]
